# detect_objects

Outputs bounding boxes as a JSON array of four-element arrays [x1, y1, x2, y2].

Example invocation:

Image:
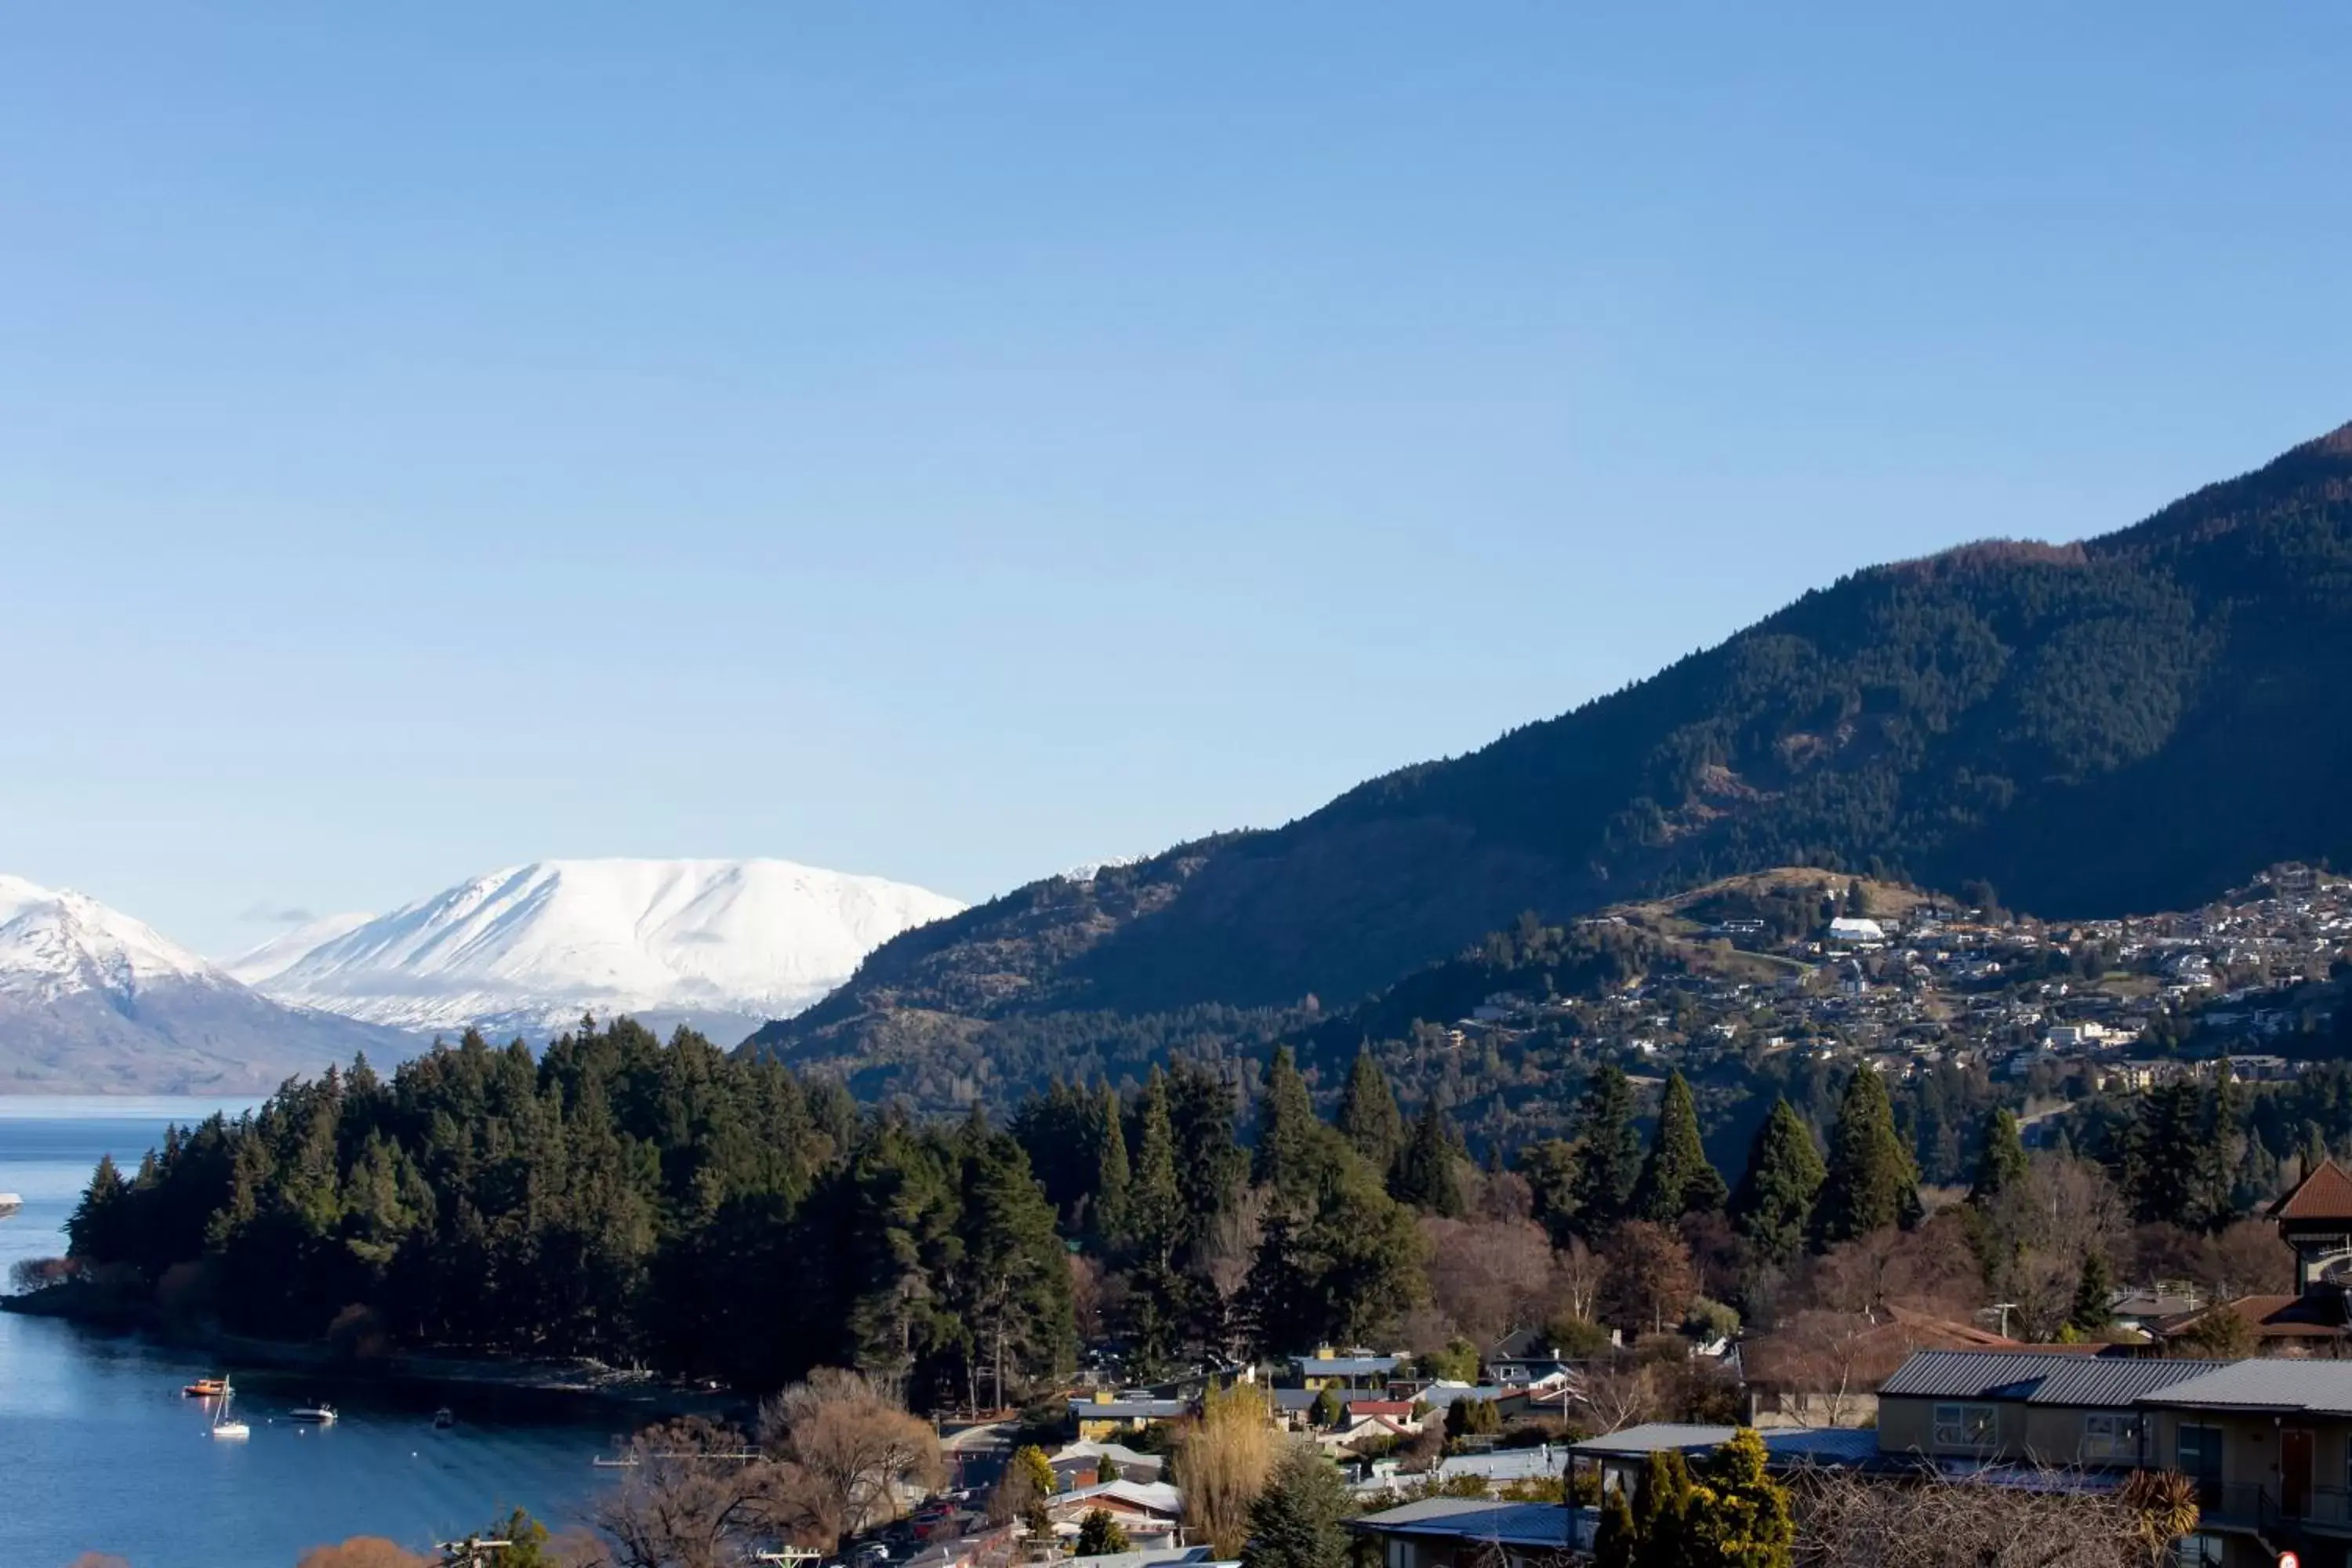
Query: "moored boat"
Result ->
[[0, 1191, 22, 1219], [183, 1377, 228, 1398], [211, 1380, 250, 1441], [291, 1404, 338, 1424]]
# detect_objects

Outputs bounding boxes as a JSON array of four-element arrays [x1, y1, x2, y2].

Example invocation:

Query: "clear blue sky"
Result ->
[[5, 4, 2347, 957]]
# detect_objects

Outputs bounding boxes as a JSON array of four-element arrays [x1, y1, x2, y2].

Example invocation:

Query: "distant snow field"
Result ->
[[238, 857, 964, 1041]]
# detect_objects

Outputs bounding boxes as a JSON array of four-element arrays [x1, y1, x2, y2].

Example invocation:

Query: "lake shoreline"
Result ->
[[2, 1286, 744, 1425]]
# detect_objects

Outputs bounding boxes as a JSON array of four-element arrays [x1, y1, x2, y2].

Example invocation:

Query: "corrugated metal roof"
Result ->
[[1298, 1356, 1401, 1375], [1566, 1424, 1878, 1468], [1348, 1500, 1578, 1548], [1877, 1350, 2224, 1405], [1570, 1422, 1738, 1456], [2153, 1360, 2352, 1415]]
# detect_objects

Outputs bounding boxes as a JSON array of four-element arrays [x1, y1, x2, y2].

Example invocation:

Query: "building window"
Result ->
[[1933, 1403, 1996, 1450], [2082, 1412, 2140, 1463]]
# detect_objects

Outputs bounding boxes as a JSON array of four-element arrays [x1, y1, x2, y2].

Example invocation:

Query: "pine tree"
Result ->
[[2069, 1250, 2115, 1336], [1254, 1047, 1321, 1199], [1811, 1069, 1921, 1248], [1169, 1062, 1246, 1245], [1968, 1106, 2028, 1207], [1091, 1081, 1131, 1246], [2201, 1059, 2246, 1225], [1632, 1071, 1726, 1221], [1729, 1097, 1825, 1264], [1390, 1100, 1465, 1217], [961, 1131, 1076, 1408], [1573, 1065, 1645, 1230], [1241, 1444, 1352, 1568], [1517, 1138, 1581, 1247], [2123, 1080, 2209, 1227], [65, 1152, 129, 1261], [1129, 1068, 1183, 1265], [1336, 1050, 1404, 1174]]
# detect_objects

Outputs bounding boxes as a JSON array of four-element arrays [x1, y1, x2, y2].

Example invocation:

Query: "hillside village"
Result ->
[[1438, 864, 2352, 1103]]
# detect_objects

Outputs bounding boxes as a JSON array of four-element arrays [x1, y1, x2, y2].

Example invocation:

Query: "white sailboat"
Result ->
[[211, 1377, 250, 1441]]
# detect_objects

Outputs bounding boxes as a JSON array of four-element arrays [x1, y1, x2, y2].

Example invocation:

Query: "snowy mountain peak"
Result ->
[[0, 873, 414, 1093], [252, 857, 964, 1040], [0, 877, 227, 1004]]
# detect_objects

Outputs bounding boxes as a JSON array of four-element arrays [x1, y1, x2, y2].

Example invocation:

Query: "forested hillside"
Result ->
[[750, 420, 2352, 1098]]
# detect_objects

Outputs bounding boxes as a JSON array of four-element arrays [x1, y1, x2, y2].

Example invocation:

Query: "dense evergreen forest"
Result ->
[[50, 998, 2352, 1402], [753, 422, 2352, 1102]]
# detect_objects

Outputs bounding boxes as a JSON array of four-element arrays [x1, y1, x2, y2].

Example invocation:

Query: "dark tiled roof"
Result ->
[[1878, 1350, 2223, 1405], [2269, 1157, 2352, 1221]]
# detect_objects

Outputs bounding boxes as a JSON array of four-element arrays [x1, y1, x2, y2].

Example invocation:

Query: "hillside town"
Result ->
[[1443, 865, 2352, 1101]]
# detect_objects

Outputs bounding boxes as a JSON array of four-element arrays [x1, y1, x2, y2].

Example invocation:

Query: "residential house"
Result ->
[[1875, 1347, 2352, 1567], [2156, 1157, 2352, 1354], [1046, 1440, 1167, 1491], [1294, 1351, 1404, 1393], [1069, 1392, 1192, 1443], [1041, 1479, 1186, 1548]]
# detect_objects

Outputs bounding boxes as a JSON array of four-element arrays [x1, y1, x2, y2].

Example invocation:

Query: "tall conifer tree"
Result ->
[[1729, 1097, 1824, 1263], [1968, 1106, 2028, 1207], [1632, 1071, 1727, 1220], [1336, 1050, 1404, 1174], [1253, 1047, 1320, 1198], [1573, 1065, 1644, 1230], [1091, 1080, 1131, 1245], [1129, 1068, 1183, 1265], [1811, 1069, 1921, 1247], [1390, 1100, 1465, 1217]]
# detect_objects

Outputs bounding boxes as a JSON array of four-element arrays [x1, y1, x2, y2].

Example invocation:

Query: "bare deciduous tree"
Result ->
[[1549, 1237, 1605, 1325], [1574, 1357, 1661, 1433], [592, 1417, 779, 1568], [1423, 1217, 1555, 1344], [1789, 1465, 2198, 1568], [758, 1368, 944, 1549]]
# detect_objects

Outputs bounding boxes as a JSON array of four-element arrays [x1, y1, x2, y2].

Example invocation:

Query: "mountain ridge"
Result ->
[[747, 418, 2352, 1091], [0, 875, 417, 1093]]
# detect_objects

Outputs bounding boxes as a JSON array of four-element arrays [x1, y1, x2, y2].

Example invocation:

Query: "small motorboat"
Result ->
[[212, 1380, 250, 1441], [183, 1377, 228, 1399], [432, 1406, 456, 1429], [0, 1191, 23, 1219], [291, 1404, 339, 1424]]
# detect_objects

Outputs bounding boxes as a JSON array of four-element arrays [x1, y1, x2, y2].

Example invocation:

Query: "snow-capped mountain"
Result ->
[[0, 876, 417, 1093], [223, 911, 375, 986], [251, 858, 964, 1043]]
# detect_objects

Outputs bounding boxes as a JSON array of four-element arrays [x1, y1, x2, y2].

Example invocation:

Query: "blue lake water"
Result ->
[[0, 1098, 621, 1568]]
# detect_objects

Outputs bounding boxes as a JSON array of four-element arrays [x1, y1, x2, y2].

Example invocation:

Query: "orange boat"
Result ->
[[183, 1377, 227, 1398]]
